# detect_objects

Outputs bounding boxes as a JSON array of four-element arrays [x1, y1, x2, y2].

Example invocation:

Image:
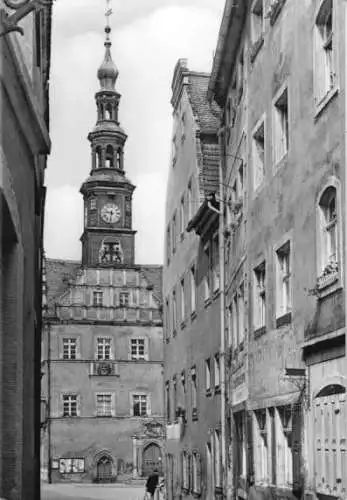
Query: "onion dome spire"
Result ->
[[97, 2, 118, 90]]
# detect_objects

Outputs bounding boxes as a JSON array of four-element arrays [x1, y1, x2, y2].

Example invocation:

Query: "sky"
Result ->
[[44, 0, 225, 265]]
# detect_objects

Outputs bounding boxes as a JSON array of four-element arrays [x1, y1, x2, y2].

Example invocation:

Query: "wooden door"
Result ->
[[142, 443, 162, 476], [97, 456, 112, 482]]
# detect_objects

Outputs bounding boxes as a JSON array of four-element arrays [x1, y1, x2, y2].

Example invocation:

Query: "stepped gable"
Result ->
[[45, 258, 81, 314], [139, 265, 163, 304]]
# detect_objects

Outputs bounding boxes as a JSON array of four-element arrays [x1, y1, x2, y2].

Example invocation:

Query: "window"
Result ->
[[131, 338, 146, 360], [253, 120, 265, 191], [238, 284, 245, 344], [132, 394, 148, 417], [35, 11, 42, 68], [237, 49, 245, 100], [190, 265, 196, 313], [253, 262, 266, 331], [273, 87, 289, 164], [314, 0, 336, 104], [59, 458, 84, 474], [313, 384, 346, 497], [172, 289, 177, 333], [96, 393, 113, 417], [205, 359, 211, 392], [173, 376, 177, 421], [235, 413, 247, 479], [212, 232, 220, 292], [62, 394, 78, 417], [63, 338, 77, 360], [276, 242, 292, 318], [182, 451, 189, 490], [191, 367, 197, 415], [93, 291, 103, 307], [172, 213, 177, 253], [97, 337, 111, 360], [180, 278, 185, 322], [172, 136, 177, 166], [100, 241, 123, 264], [120, 291, 129, 307], [251, 0, 264, 44], [318, 186, 338, 272], [192, 452, 202, 495], [187, 181, 193, 221], [204, 243, 211, 300], [214, 430, 222, 487], [180, 196, 185, 235], [276, 406, 293, 487], [105, 145, 114, 168], [90, 198, 96, 210], [166, 225, 171, 265], [165, 298, 170, 340], [165, 381, 170, 422], [214, 354, 220, 389], [254, 409, 269, 484]]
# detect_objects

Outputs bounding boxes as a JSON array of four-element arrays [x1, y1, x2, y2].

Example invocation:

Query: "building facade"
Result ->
[[208, 1, 346, 500], [163, 59, 223, 500], [0, 1, 52, 499], [41, 24, 164, 484]]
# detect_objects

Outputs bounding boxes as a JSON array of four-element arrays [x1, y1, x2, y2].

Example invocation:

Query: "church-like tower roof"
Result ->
[[97, 25, 119, 90]]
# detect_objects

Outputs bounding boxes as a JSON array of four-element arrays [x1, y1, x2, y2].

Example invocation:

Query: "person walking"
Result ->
[[145, 469, 160, 500]]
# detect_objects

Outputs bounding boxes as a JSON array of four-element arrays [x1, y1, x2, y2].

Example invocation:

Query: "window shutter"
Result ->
[[196, 452, 202, 495], [246, 411, 254, 478], [77, 395, 81, 417], [145, 337, 149, 361], [111, 393, 116, 417], [147, 394, 152, 416], [181, 451, 185, 489], [188, 453, 192, 492]]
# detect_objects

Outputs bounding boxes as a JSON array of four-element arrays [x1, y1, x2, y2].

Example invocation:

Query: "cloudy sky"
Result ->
[[44, 0, 225, 265]]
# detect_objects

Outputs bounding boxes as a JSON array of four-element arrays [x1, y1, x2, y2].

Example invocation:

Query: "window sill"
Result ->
[[250, 36, 264, 64], [314, 86, 339, 120], [254, 326, 266, 339], [312, 270, 342, 300], [206, 388, 212, 397], [276, 312, 292, 328]]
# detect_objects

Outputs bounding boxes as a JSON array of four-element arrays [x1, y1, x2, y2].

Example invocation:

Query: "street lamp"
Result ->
[[0, 0, 52, 37]]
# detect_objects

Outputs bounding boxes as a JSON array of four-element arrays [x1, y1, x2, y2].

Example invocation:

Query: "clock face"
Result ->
[[101, 203, 121, 224]]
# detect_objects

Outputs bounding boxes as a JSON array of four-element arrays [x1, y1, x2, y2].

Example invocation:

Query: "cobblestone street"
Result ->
[[41, 483, 145, 500]]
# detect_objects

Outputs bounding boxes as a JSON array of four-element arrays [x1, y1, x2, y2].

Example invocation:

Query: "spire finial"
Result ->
[[105, 0, 112, 46]]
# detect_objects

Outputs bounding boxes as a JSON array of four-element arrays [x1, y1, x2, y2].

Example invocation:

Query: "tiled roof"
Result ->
[[188, 73, 221, 132], [199, 142, 220, 196], [45, 258, 81, 314], [140, 265, 163, 304]]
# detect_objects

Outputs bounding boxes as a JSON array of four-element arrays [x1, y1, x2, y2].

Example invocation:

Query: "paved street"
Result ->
[[41, 483, 145, 500]]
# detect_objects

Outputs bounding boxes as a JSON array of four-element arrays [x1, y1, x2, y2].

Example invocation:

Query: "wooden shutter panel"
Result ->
[[196, 452, 202, 495], [246, 411, 254, 478]]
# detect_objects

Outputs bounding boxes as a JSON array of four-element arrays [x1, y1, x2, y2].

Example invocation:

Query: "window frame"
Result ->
[[131, 393, 149, 417], [130, 337, 147, 361], [62, 393, 79, 417], [62, 337, 78, 360], [275, 239, 292, 320], [96, 336, 112, 360], [252, 116, 266, 193], [272, 85, 289, 167], [95, 392, 114, 417], [92, 290, 104, 307], [253, 260, 266, 333]]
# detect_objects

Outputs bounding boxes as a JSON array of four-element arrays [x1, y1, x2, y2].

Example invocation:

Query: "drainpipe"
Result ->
[[218, 126, 227, 499]]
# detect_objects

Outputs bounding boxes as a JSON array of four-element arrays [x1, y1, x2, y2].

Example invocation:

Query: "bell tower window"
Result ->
[[105, 145, 114, 168], [105, 104, 112, 120], [95, 146, 102, 169], [116, 149, 122, 170], [99, 239, 124, 264]]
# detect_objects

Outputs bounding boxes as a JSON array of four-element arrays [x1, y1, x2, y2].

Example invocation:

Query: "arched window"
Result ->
[[105, 104, 112, 120], [105, 145, 114, 168], [116, 149, 122, 169], [96, 455, 113, 482], [318, 185, 338, 269], [95, 146, 102, 169]]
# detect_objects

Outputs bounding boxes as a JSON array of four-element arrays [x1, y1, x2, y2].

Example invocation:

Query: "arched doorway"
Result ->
[[142, 443, 162, 476], [96, 455, 113, 482]]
